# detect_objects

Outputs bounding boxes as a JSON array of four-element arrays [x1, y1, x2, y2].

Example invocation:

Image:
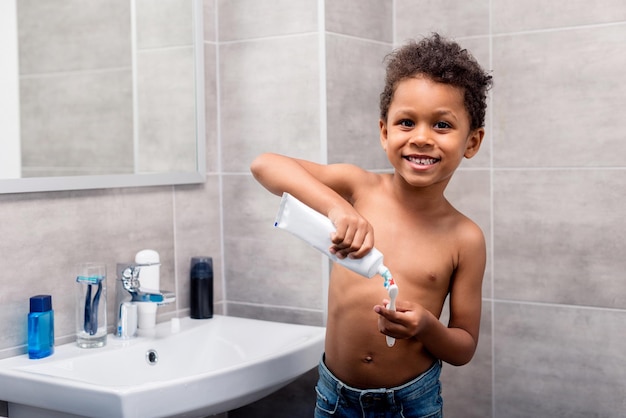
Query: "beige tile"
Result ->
[[494, 169, 626, 308], [219, 35, 321, 172], [494, 302, 626, 416], [395, 0, 490, 41], [325, 0, 392, 42], [493, 25, 626, 168], [493, 0, 626, 33], [218, 0, 317, 41]]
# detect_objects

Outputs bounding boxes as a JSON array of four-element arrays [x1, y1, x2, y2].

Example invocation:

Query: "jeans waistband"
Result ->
[[318, 355, 442, 405]]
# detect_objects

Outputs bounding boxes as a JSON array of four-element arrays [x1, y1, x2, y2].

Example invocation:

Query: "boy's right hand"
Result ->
[[327, 206, 375, 259]]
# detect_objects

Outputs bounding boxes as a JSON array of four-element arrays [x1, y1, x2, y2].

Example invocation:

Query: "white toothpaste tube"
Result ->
[[274, 192, 390, 279]]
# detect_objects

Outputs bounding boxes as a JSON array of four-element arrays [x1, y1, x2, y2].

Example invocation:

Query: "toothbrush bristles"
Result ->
[[383, 276, 395, 289]]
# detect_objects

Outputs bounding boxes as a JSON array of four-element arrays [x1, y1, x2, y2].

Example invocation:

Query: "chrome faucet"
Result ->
[[115, 263, 175, 338]]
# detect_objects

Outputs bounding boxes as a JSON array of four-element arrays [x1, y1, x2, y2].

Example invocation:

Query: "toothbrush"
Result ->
[[380, 268, 399, 347], [385, 278, 399, 347]]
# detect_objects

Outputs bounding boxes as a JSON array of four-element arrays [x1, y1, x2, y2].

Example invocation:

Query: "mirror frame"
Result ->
[[0, 0, 206, 194]]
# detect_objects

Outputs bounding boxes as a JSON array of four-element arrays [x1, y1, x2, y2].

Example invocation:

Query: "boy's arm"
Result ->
[[250, 153, 376, 259], [376, 222, 486, 366]]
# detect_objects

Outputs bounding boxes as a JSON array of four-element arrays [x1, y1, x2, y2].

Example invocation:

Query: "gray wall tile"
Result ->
[[204, 0, 217, 43], [325, 0, 392, 42], [446, 170, 492, 298], [219, 35, 321, 172], [492, 26, 626, 168], [20, 70, 134, 176], [174, 177, 223, 313], [136, 0, 193, 49], [227, 303, 323, 327], [494, 302, 626, 417], [136, 47, 197, 172], [218, 0, 317, 41], [493, 0, 626, 33], [494, 170, 626, 308], [325, 34, 390, 168], [223, 175, 324, 310], [17, 0, 131, 74], [204, 42, 219, 173], [454, 36, 492, 169], [441, 301, 493, 418], [395, 0, 490, 41]]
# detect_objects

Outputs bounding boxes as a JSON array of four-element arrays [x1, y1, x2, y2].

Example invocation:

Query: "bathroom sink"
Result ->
[[0, 315, 325, 417]]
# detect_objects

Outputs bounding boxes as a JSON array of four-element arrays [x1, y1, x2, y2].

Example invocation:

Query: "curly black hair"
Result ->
[[379, 33, 492, 131]]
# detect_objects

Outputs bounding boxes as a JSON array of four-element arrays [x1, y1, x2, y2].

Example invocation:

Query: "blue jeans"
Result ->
[[315, 356, 443, 418]]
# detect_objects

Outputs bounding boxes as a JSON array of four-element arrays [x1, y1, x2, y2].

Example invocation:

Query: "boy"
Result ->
[[251, 33, 492, 417]]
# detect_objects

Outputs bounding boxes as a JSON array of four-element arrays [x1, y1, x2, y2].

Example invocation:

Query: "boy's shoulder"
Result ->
[[327, 162, 384, 188], [448, 207, 485, 250]]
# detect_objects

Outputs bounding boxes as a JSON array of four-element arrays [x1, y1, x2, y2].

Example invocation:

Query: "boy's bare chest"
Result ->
[[356, 199, 459, 296]]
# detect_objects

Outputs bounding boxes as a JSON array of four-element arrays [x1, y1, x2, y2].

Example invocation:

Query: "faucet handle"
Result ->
[[121, 265, 141, 293]]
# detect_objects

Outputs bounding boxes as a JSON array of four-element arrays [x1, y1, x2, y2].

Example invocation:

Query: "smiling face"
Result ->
[[379, 76, 484, 191]]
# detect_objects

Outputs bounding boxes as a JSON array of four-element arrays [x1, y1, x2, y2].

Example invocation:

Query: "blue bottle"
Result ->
[[28, 295, 54, 359]]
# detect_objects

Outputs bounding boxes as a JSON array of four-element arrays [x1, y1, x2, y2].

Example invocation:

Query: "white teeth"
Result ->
[[407, 156, 438, 165]]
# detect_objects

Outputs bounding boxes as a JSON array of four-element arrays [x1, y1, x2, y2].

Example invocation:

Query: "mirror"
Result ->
[[0, 0, 205, 194]]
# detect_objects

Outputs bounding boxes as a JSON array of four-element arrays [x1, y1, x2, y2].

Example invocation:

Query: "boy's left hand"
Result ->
[[373, 300, 429, 341]]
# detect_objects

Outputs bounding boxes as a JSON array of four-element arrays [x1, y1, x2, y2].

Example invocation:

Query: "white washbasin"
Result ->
[[0, 315, 325, 417]]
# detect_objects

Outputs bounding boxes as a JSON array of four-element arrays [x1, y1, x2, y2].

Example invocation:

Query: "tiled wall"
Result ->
[[2, 0, 626, 417], [226, 0, 626, 417]]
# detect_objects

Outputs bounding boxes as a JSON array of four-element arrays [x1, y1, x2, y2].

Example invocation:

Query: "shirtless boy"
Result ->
[[251, 33, 492, 417]]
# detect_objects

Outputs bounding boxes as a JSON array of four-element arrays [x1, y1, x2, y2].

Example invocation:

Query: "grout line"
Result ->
[[488, 298, 626, 313], [19, 66, 133, 79], [214, 0, 227, 315], [228, 300, 324, 314], [487, 1, 496, 415], [490, 20, 626, 37], [318, 0, 330, 325], [391, 0, 396, 46], [172, 185, 180, 312], [130, 0, 139, 174]]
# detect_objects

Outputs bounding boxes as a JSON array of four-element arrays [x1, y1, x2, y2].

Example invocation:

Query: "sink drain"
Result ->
[[146, 349, 158, 365]]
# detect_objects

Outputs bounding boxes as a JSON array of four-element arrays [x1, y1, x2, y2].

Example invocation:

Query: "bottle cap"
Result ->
[[191, 257, 213, 279], [30, 295, 52, 312], [135, 249, 160, 265]]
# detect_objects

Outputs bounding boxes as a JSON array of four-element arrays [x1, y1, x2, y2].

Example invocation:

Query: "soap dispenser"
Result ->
[[28, 295, 54, 359]]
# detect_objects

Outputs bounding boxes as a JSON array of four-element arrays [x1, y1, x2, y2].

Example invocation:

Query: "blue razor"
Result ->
[[78, 275, 104, 335]]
